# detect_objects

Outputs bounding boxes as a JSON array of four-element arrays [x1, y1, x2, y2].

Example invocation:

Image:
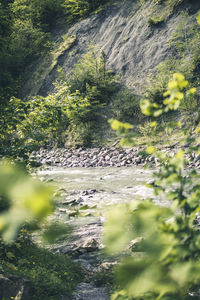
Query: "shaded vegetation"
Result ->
[[0, 0, 110, 106], [0, 160, 82, 299], [0, 232, 82, 300]]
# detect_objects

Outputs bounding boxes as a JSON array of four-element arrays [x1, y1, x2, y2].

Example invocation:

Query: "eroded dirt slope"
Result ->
[[23, 0, 200, 98]]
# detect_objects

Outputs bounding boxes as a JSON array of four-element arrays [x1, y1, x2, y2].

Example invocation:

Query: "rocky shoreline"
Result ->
[[30, 145, 200, 169]]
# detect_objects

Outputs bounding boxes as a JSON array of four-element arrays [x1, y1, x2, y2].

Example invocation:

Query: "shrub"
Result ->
[[68, 45, 118, 102], [147, 16, 164, 26], [111, 88, 142, 122], [0, 80, 91, 155], [56, 46, 119, 147], [65, 121, 99, 148]]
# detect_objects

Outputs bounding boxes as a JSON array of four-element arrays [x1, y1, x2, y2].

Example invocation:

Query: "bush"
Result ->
[[65, 121, 100, 148], [68, 45, 118, 102], [0, 81, 91, 155], [56, 46, 119, 148], [111, 88, 142, 122]]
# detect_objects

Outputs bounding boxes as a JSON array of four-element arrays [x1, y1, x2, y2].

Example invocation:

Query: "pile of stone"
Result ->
[[30, 146, 200, 168], [30, 147, 157, 168]]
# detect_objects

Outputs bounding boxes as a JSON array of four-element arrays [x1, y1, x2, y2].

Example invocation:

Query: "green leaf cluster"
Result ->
[[106, 68, 200, 299], [68, 45, 118, 103], [0, 81, 92, 154], [111, 88, 142, 123], [56, 46, 119, 147], [105, 148, 200, 299], [140, 73, 195, 117], [0, 160, 55, 243]]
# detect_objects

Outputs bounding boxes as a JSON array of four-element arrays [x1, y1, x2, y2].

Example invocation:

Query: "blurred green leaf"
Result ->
[[0, 160, 55, 243]]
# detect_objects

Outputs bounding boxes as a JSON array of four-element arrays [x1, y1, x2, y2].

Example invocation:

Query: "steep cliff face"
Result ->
[[23, 0, 200, 98]]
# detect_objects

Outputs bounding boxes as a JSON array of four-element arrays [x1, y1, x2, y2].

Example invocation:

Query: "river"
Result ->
[[37, 166, 155, 300]]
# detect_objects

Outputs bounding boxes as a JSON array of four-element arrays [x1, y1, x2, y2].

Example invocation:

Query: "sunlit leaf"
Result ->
[[104, 204, 134, 254]]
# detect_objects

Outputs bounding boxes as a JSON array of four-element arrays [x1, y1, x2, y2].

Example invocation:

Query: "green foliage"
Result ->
[[111, 88, 142, 122], [109, 119, 136, 146], [0, 0, 52, 105], [197, 11, 200, 25], [141, 73, 196, 117], [106, 150, 200, 300], [57, 46, 119, 147], [0, 143, 82, 299], [0, 0, 110, 105], [68, 45, 118, 102], [0, 233, 82, 299], [65, 121, 99, 148], [15, 86, 90, 148], [147, 0, 187, 28], [106, 72, 200, 299], [147, 16, 164, 26], [1, 45, 119, 153], [93, 268, 115, 288], [62, 0, 109, 24], [0, 160, 55, 243], [63, 0, 90, 22], [0, 82, 91, 154], [0, 160, 78, 298], [138, 120, 159, 136]]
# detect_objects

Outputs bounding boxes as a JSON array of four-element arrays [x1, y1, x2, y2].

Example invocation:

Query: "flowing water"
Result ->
[[38, 166, 155, 246], [37, 166, 155, 299], [38, 166, 154, 205]]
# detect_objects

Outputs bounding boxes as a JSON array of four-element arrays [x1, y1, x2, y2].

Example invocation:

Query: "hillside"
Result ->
[[23, 0, 200, 97]]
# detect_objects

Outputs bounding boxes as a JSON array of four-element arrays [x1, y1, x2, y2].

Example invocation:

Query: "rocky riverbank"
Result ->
[[30, 145, 200, 169]]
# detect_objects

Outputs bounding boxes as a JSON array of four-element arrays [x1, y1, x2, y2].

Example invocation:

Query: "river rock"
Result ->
[[72, 283, 109, 300], [60, 239, 100, 257], [73, 259, 96, 272], [30, 145, 200, 169], [81, 238, 99, 253], [105, 155, 110, 161], [64, 197, 83, 206], [100, 261, 117, 271], [82, 189, 97, 196]]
